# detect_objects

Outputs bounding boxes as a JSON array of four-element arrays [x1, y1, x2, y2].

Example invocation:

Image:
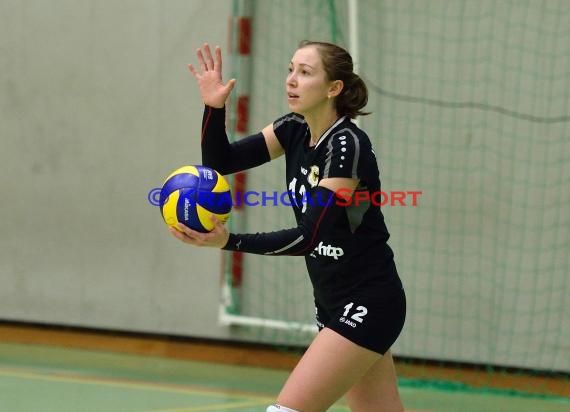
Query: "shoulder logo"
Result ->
[[308, 165, 319, 188]]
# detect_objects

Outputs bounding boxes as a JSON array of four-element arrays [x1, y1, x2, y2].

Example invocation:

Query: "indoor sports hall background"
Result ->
[[221, 0, 569, 371], [0, 0, 568, 411]]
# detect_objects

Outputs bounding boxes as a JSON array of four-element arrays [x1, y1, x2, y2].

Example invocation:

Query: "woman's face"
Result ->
[[286, 46, 332, 115]]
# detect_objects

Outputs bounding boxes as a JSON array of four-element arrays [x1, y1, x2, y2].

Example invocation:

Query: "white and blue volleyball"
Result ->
[[160, 165, 232, 233]]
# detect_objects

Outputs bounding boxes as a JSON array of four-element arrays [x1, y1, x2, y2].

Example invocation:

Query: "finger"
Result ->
[[169, 226, 187, 241], [224, 78, 237, 95], [214, 46, 222, 73], [187, 63, 200, 78], [208, 216, 229, 247], [203, 43, 215, 71], [177, 222, 193, 235], [196, 48, 207, 72], [213, 217, 227, 233], [177, 223, 204, 240], [209, 215, 221, 227], [170, 226, 201, 245]]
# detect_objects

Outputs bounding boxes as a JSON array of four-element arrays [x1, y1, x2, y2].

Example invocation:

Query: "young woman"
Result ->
[[171, 41, 406, 412]]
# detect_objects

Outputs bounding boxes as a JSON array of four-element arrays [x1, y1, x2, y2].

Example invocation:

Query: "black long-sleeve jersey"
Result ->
[[202, 106, 406, 354], [272, 113, 399, 308], [201, 106, 404, 350]]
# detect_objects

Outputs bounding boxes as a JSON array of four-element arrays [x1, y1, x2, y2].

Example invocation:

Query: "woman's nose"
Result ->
[[286, 73, 296, 86]]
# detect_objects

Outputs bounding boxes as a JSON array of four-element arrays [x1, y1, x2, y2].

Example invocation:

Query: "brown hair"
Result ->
[[298, 40, 370, 119]]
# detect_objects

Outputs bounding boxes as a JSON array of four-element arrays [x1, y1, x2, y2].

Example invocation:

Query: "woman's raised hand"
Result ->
[[188, 43, 236, 108]]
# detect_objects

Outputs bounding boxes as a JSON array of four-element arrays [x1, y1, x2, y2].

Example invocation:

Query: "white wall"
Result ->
[[2, 0, 568, 374], [0, 0, 236, 340]]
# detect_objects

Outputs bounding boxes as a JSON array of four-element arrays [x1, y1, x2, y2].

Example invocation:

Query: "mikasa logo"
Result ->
[[311, 242, 344, 260], [184, 198, 190, 220]]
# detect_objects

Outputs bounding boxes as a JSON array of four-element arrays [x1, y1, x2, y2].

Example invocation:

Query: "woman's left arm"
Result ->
[[169, 178, 358, 254]]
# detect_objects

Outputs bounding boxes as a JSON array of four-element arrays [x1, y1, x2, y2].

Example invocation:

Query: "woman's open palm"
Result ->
[[188, 43, 236, 108]]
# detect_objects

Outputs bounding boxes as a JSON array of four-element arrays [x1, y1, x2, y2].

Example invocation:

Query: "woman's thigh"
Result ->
[[275, 328, 381, 412], [345, 350, 404, 412]]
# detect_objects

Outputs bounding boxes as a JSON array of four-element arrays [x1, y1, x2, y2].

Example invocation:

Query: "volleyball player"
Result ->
[[171, 41, 406, 412]]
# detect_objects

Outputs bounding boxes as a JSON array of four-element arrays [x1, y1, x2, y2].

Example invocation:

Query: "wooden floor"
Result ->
[[0, 322, 567, 398]]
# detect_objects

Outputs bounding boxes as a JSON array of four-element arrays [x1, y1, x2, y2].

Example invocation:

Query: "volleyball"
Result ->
[[159, 165, 232, 233]]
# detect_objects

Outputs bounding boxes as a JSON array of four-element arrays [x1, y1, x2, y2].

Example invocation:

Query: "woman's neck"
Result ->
[[305, 110, 340, 146]]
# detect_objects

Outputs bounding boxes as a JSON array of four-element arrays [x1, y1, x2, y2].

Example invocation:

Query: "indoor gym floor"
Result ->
[[0, 324, 568, 412]]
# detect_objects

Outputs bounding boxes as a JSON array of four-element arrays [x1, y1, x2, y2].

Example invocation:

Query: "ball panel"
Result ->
[[217, 212, 231, 224], [176, 189, 206, 232], [161, 188, 180, 227], [163, 165, 199, 183], [195, 189, 233, 215], [196, 203, 214, 232], [193, 165, 220, 192], [196, 204, 230, 232], [211, 172, 230, 193], [161, 173, 200, 205]]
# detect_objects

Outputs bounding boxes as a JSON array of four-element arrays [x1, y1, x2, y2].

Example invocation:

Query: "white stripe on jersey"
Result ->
[[264, 235, 305, 255], [274, 113, 305, 129]]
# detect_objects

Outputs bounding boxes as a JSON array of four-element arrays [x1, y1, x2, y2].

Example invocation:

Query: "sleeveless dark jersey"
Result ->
[[273, 113, 399, 309]]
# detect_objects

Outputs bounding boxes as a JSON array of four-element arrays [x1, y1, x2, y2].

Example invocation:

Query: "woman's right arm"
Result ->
[[200, 106, 283, 174], [189, 44, 283, 175]]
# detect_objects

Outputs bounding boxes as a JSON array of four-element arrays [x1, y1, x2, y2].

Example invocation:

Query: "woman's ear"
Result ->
[[328, 80, 344, 98]]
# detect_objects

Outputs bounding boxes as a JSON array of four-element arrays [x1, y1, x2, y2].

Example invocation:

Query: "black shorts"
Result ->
[[315, 279, 406, 355]]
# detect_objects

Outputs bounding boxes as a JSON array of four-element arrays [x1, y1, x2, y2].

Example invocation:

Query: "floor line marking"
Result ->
[[0, 367, 273, 402], [145, 399, 271, 412]]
